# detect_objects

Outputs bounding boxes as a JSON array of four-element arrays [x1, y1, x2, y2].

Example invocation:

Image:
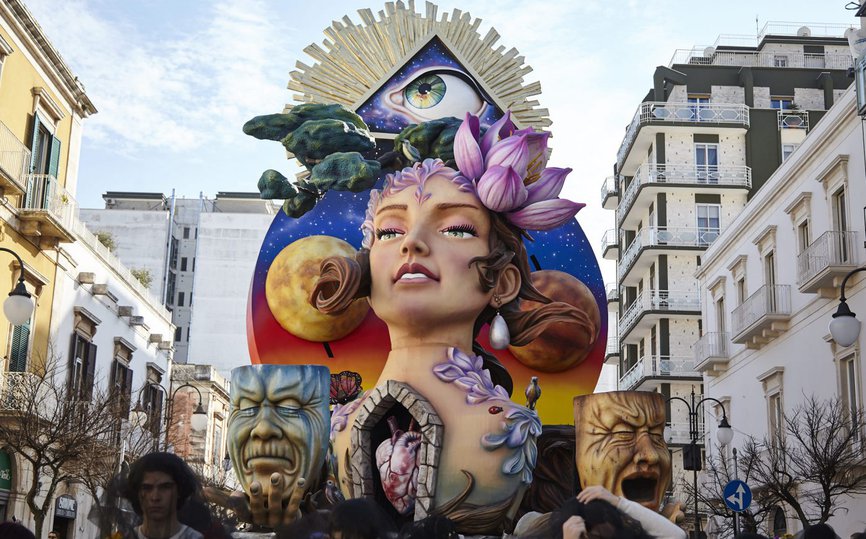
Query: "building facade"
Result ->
[[80, 192, 279, 371], [696, 84, 866, 536], [601, 22, 853, 532]]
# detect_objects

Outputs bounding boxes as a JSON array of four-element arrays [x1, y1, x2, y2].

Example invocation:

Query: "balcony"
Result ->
[[619, 227, 720, 283], [617, 102, 749, 173], [605, 335, 620, 363], [606, 282, 620, 311], [731, 284, 791, 348], [18, 174, 77, 247], [666, 415, 705, 446], [601, 176, 619, 210], [618, 164, 751, 228], [0, 372, 55, 419], [694, 332, 730, 374], [797, 231, 860, 295], [0, 120, 30, 196], [601, 229, 618, 260], [778, 110, 809, 130], [668, 49, 853, 70], [618, 355, 702, 391], [619, 289, 701, 341]]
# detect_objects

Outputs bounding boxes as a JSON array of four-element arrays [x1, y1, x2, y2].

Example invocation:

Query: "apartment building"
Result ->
[[80, 192, 279, 371], [601, 22, 853, 533]]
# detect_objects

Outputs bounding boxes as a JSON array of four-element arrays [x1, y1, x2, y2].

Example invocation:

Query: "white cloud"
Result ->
[[24, 0, 294, 154]]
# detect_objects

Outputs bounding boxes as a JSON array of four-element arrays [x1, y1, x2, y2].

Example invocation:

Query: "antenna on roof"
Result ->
[[755, 15, 759, 37]]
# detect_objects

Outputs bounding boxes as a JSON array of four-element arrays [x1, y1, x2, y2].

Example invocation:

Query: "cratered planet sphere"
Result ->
[[265, 235, 369, 341], [508, 270, 601, 372]]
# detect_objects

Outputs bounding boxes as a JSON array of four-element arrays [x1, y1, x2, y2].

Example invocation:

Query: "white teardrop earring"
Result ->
[[488, 294, 510, 350]]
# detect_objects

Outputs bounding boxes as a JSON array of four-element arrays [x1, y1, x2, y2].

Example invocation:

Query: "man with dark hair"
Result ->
[[124, 452, 204, 539]]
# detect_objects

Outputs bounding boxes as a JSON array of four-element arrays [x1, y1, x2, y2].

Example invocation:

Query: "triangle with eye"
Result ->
[[353, 33, 506, 138]]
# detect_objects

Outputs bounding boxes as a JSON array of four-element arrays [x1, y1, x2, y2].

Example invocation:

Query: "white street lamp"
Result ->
[[0, 248, 34, 325], [829, 267, 866, 347]]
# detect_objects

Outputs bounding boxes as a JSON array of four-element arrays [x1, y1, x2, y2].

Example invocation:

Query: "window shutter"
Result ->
[[84, 342, 97, 400], [123, 366, 133, 418], [48, 136, 61, 179], [9, 320, 30, 372], [29, 113, 41, 173], [109, 360, 117, 398], [67, 333, 78, 392]]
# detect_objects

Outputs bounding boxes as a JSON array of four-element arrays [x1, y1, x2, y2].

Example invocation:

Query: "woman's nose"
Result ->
[[400, 231, 430, 256]]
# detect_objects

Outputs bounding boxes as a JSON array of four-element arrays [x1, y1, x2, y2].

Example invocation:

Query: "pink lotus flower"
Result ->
[[480, 111, 516, 155], [476, 165, 527, 212], [485, 134, 529, 178], [454, 113, 484, 180], [506, 199, 585, 230], [522, 131, 551, 185]]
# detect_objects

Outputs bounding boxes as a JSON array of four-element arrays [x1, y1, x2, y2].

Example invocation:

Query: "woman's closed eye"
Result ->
[[376, 227, 404, 241], [440, 224, 477, 238]]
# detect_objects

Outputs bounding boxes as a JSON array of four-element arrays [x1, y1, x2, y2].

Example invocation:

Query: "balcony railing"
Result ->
[[797, 230, 860, 291], [618, 164, 751, 225], [694, 332, 730, 371], [617, 102, 749, 170], [0, 372, 55, 417], [778, 110, 809, 129], [731, 284, 792, 342], [0, 120, 30, 192], [606, 335, 619, 357], [666, 417, 706, 445], [619, 289, 701, 338], [618, 355, 701, 390], [601, 176, 619, 207], [668, 49, 853, 70], [605, 282, 619, 303], [601, 229, 618, 256], [619, 227, 721, 281], [23, 173, 77, 232]]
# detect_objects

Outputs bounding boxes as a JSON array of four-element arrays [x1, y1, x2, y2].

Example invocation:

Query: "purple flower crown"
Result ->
[[454, 110, 584, 230]]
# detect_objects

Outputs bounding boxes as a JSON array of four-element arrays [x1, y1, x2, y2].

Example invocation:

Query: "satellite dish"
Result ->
[[703, 47, 716, 57], [797, 26, 811, 37]]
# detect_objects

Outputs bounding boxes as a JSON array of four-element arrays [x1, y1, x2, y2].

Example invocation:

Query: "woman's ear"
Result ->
[[491, 264, 521, 307]]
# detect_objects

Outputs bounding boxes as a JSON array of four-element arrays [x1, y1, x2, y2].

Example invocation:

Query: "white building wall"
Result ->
[[696, 87, 866, 536], [187, 212, 273, 375]]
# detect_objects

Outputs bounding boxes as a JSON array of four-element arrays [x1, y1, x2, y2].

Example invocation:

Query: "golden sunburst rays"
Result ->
[[286, 0, 551, 129]]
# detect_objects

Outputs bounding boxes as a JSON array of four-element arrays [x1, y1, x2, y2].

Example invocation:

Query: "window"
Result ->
[[773, 55, 789, 68], [694, 143, 719, 183], [178, 292, 185, 307], [736, 278, 746, 306], [183, 227, 190, 239], [0, 35, 12, 86], [782, 143, 798, 161], [181, 257, 188, 272], [833, 188, 849, 262], [212, 423, 222, 468], [174, 326, 182, 342], [68, 332, 97, 400], [715, 297, 726, 334], [765, 250, 777, 310], [772, 506, 788, 536], [688, 95, 710, 121], [797, 221, 810, 254], [29, 113, 61, 180], [143, 376, 164, 438], [166, 271, 177, 307], [696, 204, 721, 245], [8, 318, 32, 372], [768, 392, 784, 446], [840, 355, 861, 443], [169, 238, 179, 269], [110, 359, 133, 442], [770, 97, 793, 110]]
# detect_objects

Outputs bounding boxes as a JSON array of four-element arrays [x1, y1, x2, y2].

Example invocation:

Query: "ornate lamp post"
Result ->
[[665, 388, 734, 539], [131, 381, 208, 450], [0, 247, 35, 325]]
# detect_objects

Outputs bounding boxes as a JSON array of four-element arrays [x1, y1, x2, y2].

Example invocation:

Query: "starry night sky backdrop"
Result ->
[[247, 39, 608, 425]]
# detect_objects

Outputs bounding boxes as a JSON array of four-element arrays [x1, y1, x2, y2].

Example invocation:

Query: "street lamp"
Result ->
[[666, 387, 734, 539], [0, 247, 34, 325], [131, 381, 209, 450], [829, 266, 866, 347]]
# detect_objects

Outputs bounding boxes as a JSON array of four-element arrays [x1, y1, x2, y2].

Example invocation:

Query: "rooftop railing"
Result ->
[[618, 165, 751, 225], [617, 103, 749, 171], [668, 50, 853, 70]]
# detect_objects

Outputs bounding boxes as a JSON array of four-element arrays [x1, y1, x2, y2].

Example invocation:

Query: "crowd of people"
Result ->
[[1, 451, 865, 538]]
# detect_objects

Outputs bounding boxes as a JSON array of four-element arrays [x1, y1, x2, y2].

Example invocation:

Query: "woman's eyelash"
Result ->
[[442, 224, 477, 235], [376, 227, 402, 239]]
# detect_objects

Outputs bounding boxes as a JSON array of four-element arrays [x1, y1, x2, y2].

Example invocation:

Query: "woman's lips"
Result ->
[[394, 263, 438, 282]]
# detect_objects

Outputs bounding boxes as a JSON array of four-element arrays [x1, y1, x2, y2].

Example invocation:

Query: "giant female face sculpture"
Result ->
[[227, 364, 330, 502], [573, 391, 672, 511]]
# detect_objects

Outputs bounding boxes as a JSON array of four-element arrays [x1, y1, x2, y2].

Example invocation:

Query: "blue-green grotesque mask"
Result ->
[[227, 364, 330, 501]]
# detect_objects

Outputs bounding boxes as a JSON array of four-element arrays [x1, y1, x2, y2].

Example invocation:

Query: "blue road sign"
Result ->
[[723, 479, 752, 513]]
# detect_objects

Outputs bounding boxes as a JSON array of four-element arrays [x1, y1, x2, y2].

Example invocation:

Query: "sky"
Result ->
[[20, 0, 858, 283]]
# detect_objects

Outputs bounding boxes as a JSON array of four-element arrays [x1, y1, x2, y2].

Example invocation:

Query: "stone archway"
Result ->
[[349, 380, 443, 520]]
